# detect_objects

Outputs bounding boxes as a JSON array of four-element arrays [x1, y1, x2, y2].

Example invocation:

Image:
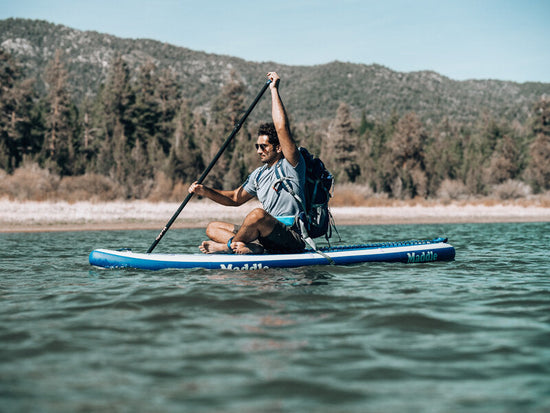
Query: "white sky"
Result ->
[[1, 0, 549, 83]]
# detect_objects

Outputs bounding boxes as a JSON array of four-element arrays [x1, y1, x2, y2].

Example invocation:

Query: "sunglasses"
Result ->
[[255, 143, 271, 151]]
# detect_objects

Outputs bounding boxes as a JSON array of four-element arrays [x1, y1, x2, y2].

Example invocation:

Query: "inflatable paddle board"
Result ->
[[89, 237, 455, 271]]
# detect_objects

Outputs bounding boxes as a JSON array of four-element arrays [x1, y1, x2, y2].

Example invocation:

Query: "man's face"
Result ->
[[256, 135, 280, 165]]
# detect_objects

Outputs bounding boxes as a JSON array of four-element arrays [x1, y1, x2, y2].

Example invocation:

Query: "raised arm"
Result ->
[[267, 72, 301, 167]]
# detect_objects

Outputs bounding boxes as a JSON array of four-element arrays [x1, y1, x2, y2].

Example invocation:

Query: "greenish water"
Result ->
[[1, 222, 549, 412]]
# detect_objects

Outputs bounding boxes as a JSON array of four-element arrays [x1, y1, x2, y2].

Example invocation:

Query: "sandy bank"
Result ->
[[1, 199, 549, 233]]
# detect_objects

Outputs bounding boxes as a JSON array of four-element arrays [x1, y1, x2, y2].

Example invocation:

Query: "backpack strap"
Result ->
[[274, 162, 306, 213], [298, 217, 335, 264], [275, 163, 334, 265]]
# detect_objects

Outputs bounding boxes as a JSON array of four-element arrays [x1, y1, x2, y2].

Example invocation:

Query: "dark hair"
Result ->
[[257, 122, 279, 146]]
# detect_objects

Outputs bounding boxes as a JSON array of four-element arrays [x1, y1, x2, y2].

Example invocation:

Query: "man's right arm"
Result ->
[[268, 71, 301, 167], [188, 183, 254, 206]]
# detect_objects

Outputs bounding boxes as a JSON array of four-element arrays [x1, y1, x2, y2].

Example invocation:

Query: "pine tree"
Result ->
[[78, 95, 98, 172], [462, 131, 486, 195], [205, 73, 246, 189], [361, 117, 393, 192], [102, 55, 135, 142], [128, 60, 162, 193], [460, 116, 515, 194], [323, 102, 360, 183], [0, 49, 39, 171], [527, 133, 550, 192], [43, 50, 78, 175], [486, 135, 520, 184], [156, 67, 181, 154], [358, 110, 375, 136], [94, 55, 135, 188], [167, 100, 204, 183], [424, 118, 464, 194], [525, 98, 550, 192], [132, 61, 160, 151], [384, 112, 428, 198]]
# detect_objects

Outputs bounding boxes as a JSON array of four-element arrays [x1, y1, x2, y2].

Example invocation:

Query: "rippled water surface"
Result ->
[[1, 222, 549, 412]]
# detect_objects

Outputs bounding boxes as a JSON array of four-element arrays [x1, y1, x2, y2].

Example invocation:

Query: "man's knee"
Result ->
[[245, 208, 270, 224], [243, 208, 277, 237], [205, 222, 217, 239], [206, 221, 234, 239]]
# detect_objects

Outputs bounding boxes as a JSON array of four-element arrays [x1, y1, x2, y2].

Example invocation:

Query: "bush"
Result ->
[[491, 179, 532, 200], [147, 172, 177, 202], [57, 174, 124, 202], [331, 183, 375, 206], [170, 181, 189, 202], [0, 162, 60, 200], [436, 179, 469, 201]]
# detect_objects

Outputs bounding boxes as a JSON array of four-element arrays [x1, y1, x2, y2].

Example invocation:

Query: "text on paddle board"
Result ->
[[407, 251, 438, 263], [219, 263, 269, 270]]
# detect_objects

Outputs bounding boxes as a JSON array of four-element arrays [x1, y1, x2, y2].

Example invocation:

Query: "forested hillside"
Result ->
[[1, 18, 549, 202]]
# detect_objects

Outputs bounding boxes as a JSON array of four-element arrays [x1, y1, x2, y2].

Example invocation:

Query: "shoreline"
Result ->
[[1, 199, 550, 233]]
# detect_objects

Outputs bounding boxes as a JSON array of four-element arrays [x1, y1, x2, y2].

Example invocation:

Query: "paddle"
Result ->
[[147, 78, 272, 253]]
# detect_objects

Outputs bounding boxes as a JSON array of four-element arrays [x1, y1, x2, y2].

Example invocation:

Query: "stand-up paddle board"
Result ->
[[89, 237, 455, 271]]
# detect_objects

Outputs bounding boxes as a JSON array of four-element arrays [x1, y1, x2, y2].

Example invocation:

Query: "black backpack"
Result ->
[[275, 147, 334, 240]]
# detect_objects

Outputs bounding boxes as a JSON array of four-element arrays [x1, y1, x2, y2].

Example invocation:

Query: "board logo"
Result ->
[[219, 263, 269, 270], [407, 251, 438, 263]]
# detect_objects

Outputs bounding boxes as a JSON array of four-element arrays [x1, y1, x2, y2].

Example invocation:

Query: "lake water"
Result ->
[[1, 222, 549, 412]]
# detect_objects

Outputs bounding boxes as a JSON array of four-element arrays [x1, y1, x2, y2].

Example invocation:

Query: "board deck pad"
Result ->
[[89, 237, 455, 270]]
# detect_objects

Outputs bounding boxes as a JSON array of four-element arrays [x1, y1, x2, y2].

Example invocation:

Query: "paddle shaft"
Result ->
[[147, 79, 271, 253]]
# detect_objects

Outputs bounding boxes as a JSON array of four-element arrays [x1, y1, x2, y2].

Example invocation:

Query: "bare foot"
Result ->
[[199, 240, 231, 254], [231, 241, 264, 255]]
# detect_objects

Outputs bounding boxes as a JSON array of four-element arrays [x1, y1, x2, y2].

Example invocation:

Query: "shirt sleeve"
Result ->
[[242, 169, 258, 196]]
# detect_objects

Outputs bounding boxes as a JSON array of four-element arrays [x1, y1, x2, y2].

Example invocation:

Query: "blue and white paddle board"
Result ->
[[89, 237, 455, 270]]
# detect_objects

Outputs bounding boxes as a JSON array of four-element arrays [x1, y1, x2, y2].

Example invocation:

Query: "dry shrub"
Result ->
[[57, 174, 123, 202], [437, 179, 469, 201], [390, 177, 403, 199], [170, 181, 189, 202], [331, 183, 374, 206], [360, 193, 392, 207], [491, 180, 532, 200], [126, 178, 155, 200], [0, 163, 59, 200], [539, 192, 550, 207], [482, 198, 500, 207], [405, 196, 432, 207], [147, 172, 176, 202], [410, 168, 428, 198]]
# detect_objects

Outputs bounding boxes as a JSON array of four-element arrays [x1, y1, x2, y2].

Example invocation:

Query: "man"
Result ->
[[188, 71, 306, 254]]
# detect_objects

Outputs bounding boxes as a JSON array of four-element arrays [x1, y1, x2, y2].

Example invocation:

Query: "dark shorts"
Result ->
[[258, 221, 305, 253]]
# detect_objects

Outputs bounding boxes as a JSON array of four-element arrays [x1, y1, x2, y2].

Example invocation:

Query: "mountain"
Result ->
[[1, 18, 549, 124]]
